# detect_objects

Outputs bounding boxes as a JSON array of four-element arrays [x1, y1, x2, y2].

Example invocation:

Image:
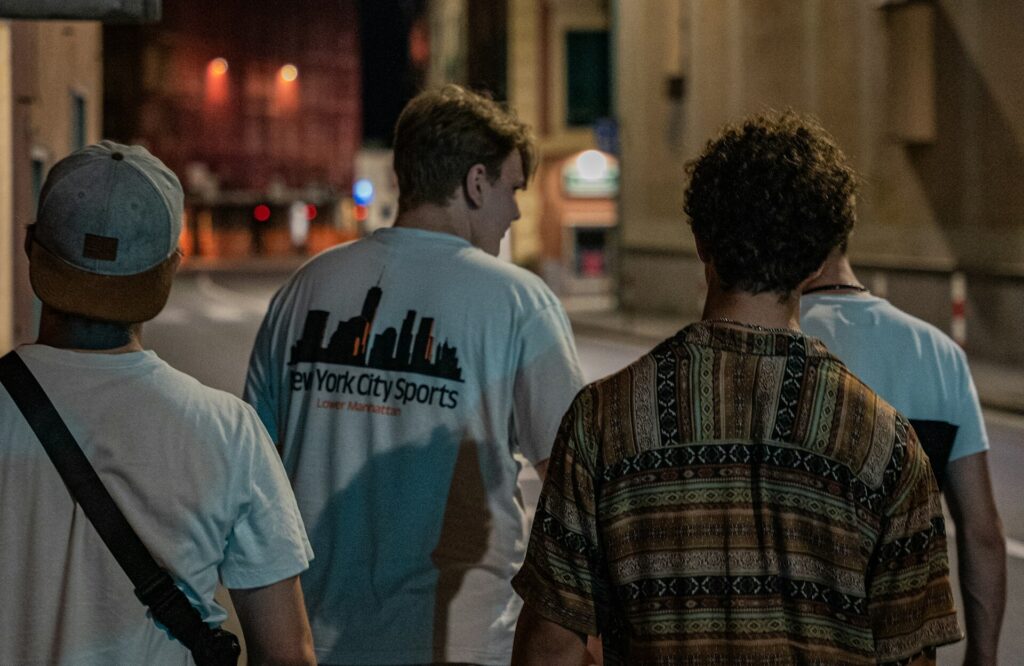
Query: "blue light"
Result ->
[[353, 179, 374, 205]]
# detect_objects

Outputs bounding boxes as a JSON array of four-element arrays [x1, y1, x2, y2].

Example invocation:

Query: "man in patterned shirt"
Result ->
[[511, 112, 962, 665]]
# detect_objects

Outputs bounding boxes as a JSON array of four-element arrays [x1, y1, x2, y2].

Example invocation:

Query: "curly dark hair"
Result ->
[[684, 111, 857, 296], [393, 84, 536, 212]]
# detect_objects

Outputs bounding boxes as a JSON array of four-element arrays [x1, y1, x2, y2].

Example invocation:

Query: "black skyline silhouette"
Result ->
[[289, 285, 464, 382]]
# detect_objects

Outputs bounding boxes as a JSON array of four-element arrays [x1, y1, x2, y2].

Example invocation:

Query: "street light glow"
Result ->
[[576, 150, 609, 181], [209, 57, 229, 76], [353, 178, 374, 205], [280, 64, 299, 82]]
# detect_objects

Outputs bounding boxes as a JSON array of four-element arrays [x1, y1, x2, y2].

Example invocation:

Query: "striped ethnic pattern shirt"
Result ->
[[513, 322, 962, 665]]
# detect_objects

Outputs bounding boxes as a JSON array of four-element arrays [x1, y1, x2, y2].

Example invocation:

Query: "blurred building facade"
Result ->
[[103, 0, 362, 259], [614, 0, 1024, 364], [0, 19, 103, 350], [507, 0, 616, 298], [430, 0, 618, 294]]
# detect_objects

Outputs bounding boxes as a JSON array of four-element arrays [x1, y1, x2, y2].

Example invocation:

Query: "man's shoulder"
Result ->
[[17, 346, 266, 445], [820, 359, 916, 485], [866, 298, 960, 345], [807, 296, 965, 357], [803, 296, 972, 408], [140, 359, 265, 430], [452, 247, 555, 294], [287, 237, 363, 277], [583, 336, 678, 410], [286, 235, 556, 304]]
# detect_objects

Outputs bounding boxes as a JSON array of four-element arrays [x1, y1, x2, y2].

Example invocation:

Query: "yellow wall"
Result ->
[[0, 23, 14, 353], [28, 21, 103, 167], [5, 20, 102, 348], [508, 0, 609, 267], [507, 0, 544, 264]]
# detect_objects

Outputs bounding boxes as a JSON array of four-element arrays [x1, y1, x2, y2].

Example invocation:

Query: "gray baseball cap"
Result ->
[[28, 141, 184, 322]]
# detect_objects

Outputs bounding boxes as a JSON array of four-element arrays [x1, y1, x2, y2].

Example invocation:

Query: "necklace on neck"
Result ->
[[703, 318, 795, 334], [802, 283, 870, 295]]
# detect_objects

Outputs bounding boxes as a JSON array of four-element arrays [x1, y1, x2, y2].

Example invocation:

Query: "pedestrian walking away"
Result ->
[[245, 84, 585, 665], [0, 141, 316, 665], [511, 112, 962, 666], [802, 247, 1007, 664]]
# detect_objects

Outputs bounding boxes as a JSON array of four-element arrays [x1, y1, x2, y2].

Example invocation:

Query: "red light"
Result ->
[[353, 204, 368, 222], [305, 204, 318, 221], [254, 204, 271, 222]]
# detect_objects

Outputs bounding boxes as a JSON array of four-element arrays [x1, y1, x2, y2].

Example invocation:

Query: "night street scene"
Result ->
[[0, 1, 1022, 664]]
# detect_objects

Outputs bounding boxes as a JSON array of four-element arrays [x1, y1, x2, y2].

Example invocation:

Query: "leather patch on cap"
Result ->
[[83, 233, 119, 261]]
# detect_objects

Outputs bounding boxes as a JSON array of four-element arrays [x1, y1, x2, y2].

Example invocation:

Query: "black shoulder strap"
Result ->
[[0, 351, 238, 665]]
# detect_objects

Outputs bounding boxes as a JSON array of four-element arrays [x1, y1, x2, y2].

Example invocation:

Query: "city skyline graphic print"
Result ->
[[289, 283, 464, 382]]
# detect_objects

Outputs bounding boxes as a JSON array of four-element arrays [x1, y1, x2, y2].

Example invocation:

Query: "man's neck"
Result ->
[[36, 307, 143, 353], [803, 249, 863, 292], [702, 283, 801, 332], [393, 204, 470, 243]]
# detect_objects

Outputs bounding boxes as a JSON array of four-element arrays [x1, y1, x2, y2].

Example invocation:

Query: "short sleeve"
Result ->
[[244, 293, 284, 445], [512, 304, 585, 464], [868, 424, 962, 663], [512, 385, 606, 636], [219, 407, 313, 589], [948, 348, 989, 462]]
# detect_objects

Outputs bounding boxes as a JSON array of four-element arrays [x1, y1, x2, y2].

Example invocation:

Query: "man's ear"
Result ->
[[693, 233, 710, 263], [24, 224, 35, 258], [795, 264, 824, 294], [462, 163, 487, 209]]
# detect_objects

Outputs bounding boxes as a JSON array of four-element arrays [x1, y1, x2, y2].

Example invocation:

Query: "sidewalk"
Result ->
[[564, 301, 1024, 416]]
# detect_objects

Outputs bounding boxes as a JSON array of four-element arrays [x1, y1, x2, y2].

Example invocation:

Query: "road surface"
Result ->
[[145, 271, 1024, 663]]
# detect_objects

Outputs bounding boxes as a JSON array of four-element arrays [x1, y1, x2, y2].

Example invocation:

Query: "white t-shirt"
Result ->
[[245, 227, 585, 665], [801, 293, 988, 467], [0, 345, 312, 665]]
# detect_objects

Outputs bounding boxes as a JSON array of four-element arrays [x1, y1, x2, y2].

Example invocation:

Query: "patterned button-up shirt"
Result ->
[[513, 322, 962, 665]]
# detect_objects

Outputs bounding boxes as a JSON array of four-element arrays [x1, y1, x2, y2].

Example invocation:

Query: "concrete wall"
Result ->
[[4, 21, 102, 350], [0, 24, 13, 353], [615, 0, 1024, 363]]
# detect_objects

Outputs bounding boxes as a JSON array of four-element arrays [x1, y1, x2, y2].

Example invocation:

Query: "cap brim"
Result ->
[[29, 239, 176, 323]]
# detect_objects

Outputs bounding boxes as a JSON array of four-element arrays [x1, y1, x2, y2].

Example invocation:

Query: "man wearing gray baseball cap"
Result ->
[[0, 141, 317, 664]]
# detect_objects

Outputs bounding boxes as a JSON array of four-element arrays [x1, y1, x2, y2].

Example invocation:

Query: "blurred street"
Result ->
[[4, 2, 1023, 662], [146, 267, 1024, 664]]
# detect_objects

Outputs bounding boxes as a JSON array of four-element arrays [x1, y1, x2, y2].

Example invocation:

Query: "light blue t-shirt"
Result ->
[[801, 293, 988, 466], [245, 227, 584, 665], [0, 345, 312, 665]]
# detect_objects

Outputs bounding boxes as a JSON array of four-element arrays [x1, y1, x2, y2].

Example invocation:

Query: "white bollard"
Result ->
[[950, 271, 967, 347], [871, 272, 889, 299]]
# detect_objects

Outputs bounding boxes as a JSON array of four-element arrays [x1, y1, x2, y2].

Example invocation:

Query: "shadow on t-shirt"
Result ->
[[302, 426, 492, 661], [431, 437, 491, 659]]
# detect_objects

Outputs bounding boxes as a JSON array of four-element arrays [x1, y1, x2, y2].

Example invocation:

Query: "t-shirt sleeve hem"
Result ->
[[946, 442, 989, 463], [220, 557, 311, 590]]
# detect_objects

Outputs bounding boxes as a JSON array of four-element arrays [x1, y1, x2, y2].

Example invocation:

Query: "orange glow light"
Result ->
[[208, 57, 229, 76], [280, 64, 299, 82]]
